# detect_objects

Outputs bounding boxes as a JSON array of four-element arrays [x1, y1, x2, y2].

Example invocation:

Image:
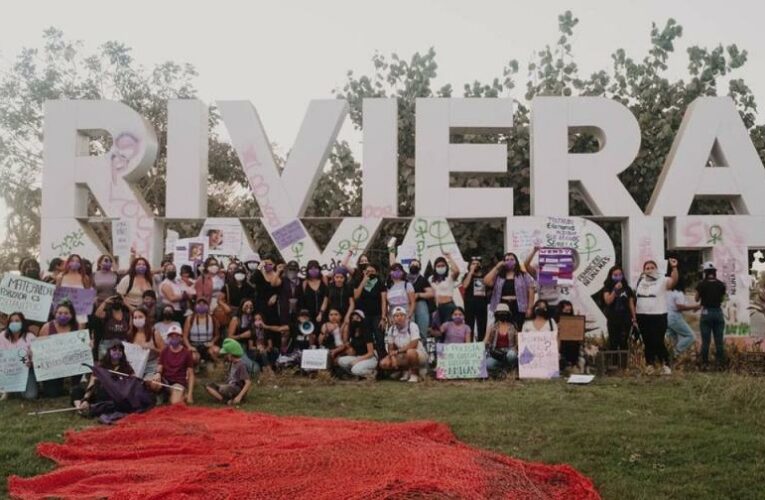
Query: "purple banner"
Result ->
[[51, 287, 97, 318]]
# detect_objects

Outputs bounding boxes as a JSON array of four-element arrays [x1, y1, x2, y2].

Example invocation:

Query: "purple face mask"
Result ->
[[452, 316, 464, 325], [55, 314, 71, 325], [68, 261, 81, 272], [101, 261, 112, 271], [195, 304, 209, 315], [308, 268, 321, 279], [135, 265, 148, 275], [390, 270, 404, 280], [612, 274, 623, 282], [109, 349, 123, 361], [264, 263, 274, 272], [505, 258, 516, 269], [168, 337, 181, 348]]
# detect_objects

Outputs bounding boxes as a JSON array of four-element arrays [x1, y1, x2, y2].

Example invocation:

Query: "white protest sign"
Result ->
[[111, 218, 133, 266], [435, 342, 488, 379], [122, 341, 150, 378], [31, 330, 93, 382], [0, 347, 30, 392], [518, 330, 560, 380], [300, 348, 329, 371], [0, 274, 56, 322]]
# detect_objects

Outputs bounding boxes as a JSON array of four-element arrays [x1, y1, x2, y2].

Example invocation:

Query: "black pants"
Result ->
[[560, 341, 580, 367], [364, 315, 385, 358], [607, 317, 630, 351], [637, 313, 669, 365], [464, 297, 488, 341]]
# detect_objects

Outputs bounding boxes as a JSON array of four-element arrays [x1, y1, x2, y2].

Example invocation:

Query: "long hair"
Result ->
[[51, 301, 79, 330], [127, 308, 155, 346], [429, 257, 449, 283], [503, 252, 523, 276], [126, 257, 152, 295], [64, 254, 92, 288], [98, 342, 134, 375], [603, 265, 633, 293], [4, 312, 30, 341], [96, 254, 115, 272]]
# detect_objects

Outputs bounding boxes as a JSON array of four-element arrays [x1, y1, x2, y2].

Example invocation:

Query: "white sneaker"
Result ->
[[645, 365, 655, 375], [407, 374, 420, 383], [661, 365, 672, 376]]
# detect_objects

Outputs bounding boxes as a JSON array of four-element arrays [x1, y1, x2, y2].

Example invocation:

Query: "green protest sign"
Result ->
[[435, 342, 488, 380]]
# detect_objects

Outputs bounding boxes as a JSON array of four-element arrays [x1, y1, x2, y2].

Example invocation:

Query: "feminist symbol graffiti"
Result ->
[[291, 242, 304, 264], [707, 225, 723, 245], [334, 225, 371, 257], [427, 220, 456, 253], [581, 233, 601, 262]]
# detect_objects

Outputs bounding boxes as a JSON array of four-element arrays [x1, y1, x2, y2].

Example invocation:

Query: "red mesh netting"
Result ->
[[9, 405, 600, 499]]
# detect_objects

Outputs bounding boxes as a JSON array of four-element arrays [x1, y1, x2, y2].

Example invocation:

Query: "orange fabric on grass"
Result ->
[[9, 405, 600, 499]]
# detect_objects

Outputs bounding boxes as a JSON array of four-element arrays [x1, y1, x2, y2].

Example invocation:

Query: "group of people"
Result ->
[[0, 245, 729, 409]]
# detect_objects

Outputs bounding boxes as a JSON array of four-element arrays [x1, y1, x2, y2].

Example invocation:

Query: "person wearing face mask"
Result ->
[[17, 258, 45, 334], [522, 300, 558, 333], [43, 258, 65, 284], [154, 305, 182, 344], [556, 300, 584, 373], [178, 264, 197, 315], [379, 307, 428, 382], [302, 260, 329, 325], [602, 266, 637, 355], [484, 303, 519, 376], [401, 259, 434, 344], [327, 268, 355, 326], [247, 312, 275, 374], [141, 290, 160, 322], [153, 325, 194, 404], [226, 299, 259, 375], [634, 258, 679, 375], [93, 255, 119, 307], [94, 295, 132, 359], [428, 253, 461, 327], [462, 258, 488, 342], [666, 278, 700, 361], [75, 340, 136, 415], [194, 257, 225, 305], [345, 252, 371, 288], [435, 307, 472, 344], [484, 252, 536, 331], [116, 258, 154, 309], [0, 312, 38, 400], [38, 302, 84, 397], [319, 308, 348, 365], [695, 262, 727, 369], [56, 254, 93, 289], [127, 308, 163, 378], [383, 263, 416, 320], [337, 310, 378, 378], [353, 263, 386, 356], [277, 261, 304, 327], [225, 265, 255, 317], [183, 298, 221, 369], [159, 263, 185, 323], [272, 309, 317, 369], [252, 256, 283, 327]]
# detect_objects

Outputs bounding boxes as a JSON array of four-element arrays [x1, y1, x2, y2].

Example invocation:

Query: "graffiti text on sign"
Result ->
[[241, 145, 281, 229], [577, 255, 612, 287], [51, 230, 86, 257], [545, 217, 579, 249]]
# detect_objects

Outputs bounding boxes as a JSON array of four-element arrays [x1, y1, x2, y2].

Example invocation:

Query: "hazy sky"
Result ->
[[2, 0, 765, 238]]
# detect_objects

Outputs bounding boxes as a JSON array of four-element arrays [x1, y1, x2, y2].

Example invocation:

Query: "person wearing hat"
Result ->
[[205, 338, 252, 405], [273, 309, 317, 369], [695, 261, 727, 368], [483, 303, 519, 376], [379, 306, 427, 382], [337, 310, 378, 378], [153, 325, 195, 404]]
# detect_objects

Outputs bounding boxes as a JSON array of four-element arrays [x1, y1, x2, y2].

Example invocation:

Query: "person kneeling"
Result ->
[[206, 339, 252, 406], [484, 303, 518, 376], [152, 325, 194, 405], [379, 307, 428, 383]]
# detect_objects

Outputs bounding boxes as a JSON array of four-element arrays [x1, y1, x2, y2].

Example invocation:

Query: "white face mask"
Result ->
[[133, 318, 146, 328], [234, 273, 246, 282], [435, 266, 448, 275]]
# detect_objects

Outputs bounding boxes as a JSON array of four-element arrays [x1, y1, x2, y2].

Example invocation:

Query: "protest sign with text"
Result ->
[[0, 274, 56, 322], [0, 347, 30, 392], [518, 330, 560, 379], [31, 330, 93, 382], [435, 342, 488, 380]]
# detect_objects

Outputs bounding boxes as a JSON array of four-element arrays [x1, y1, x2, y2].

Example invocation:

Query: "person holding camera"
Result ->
[[94, 294, 132, 359]]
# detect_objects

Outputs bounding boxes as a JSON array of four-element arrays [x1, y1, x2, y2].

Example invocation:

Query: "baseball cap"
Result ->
[[702, 261, 717, 271], [351, 309, 366, 320], [391, 306, 407, 316], [167, 325, 183, 337]]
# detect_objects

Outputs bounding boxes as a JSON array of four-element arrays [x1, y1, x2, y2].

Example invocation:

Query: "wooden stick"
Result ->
[[106, 369, 183, 391], [27, 407, 81, 416]]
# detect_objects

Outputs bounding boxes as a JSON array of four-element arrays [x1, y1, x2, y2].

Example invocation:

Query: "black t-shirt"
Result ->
[[463, 274, 487, 301], [348, 324, 373, 356], [289, 322, 314, 351], [501, 279, 516, 297], [302, 281, 328, 318], [226, 281, 255, 309], [605, 286, 635, 321], [696, 279, 726, 308], [410, 275, 431, 296], [355, 279, 383, 317], [328, 284, 353, 317]]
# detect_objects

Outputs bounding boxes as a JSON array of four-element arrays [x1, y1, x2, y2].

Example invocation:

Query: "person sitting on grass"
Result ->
[[379, 306, 428, 383], [151, 325, 194, 404], [74, 340, 134, 415], [484, 303, 518, 376], [319, 308, 347, 364], [434, 306, 472, 344], [337, 310, 378, 378], [0, 312, 37, 400], [274, 309, 316, 369], [205, 339, 252, 406]]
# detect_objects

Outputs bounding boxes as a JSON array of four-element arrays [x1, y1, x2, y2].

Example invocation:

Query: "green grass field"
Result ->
[[2, 372, 764, 499]]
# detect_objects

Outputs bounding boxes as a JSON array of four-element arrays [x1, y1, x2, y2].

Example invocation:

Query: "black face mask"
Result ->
[[162, 311, 174, 321], [534, 307, 548, 318], [494, 314, 510, 323], [409, 266, 420, 275], [166, 271, 177, 281]]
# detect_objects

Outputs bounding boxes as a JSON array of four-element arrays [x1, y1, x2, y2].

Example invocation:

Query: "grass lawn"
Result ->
[[1, 371, 764, 499]]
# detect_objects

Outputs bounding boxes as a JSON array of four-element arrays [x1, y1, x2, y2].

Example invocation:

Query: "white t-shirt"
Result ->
[[666, 290, 685, 314], [385, 322, 425, 354], [386, 281, 414, 313], [635, 276, 670, 315], [521, 318, 558, 333], [430, 275, 456, 298], [153, 321, 181, 343]]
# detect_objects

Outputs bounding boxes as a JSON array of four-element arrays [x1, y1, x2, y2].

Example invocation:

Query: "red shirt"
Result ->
[[158, 347, 193, 386]]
